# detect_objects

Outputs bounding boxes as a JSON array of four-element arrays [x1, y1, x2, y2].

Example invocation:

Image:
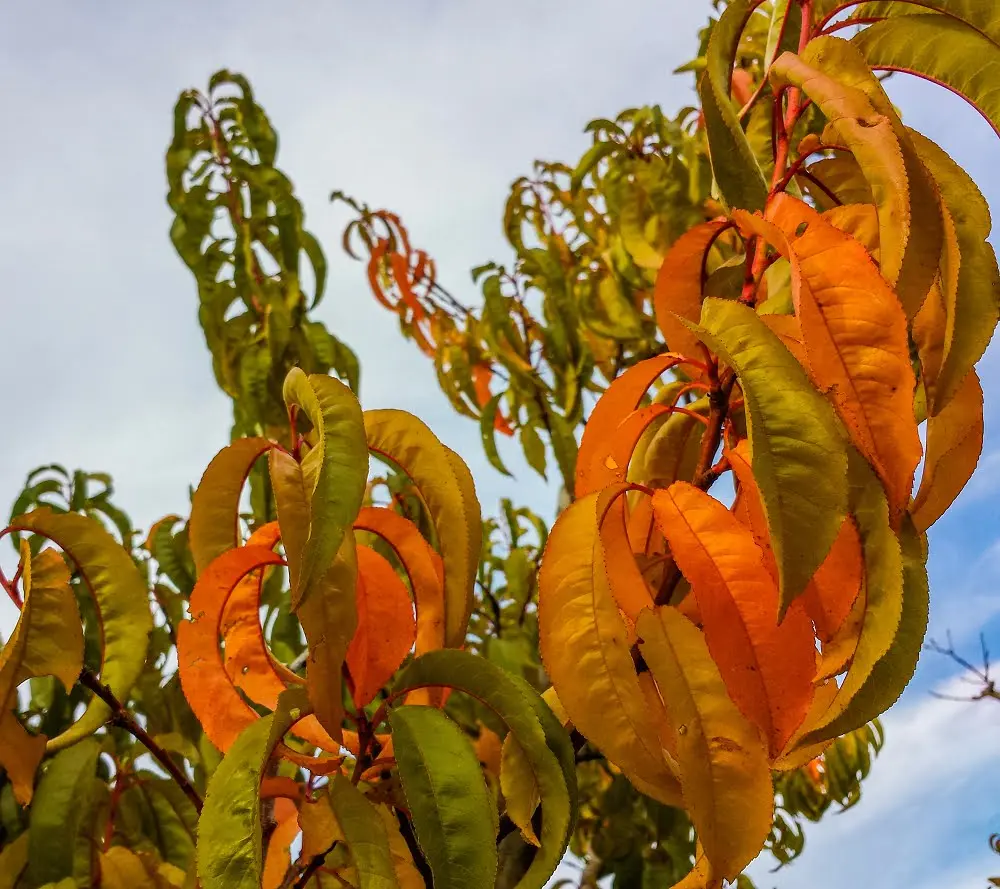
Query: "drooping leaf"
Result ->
[[771, 39, 940, 316], [196, 687, 310, 889], [736, 195, 921, 518], [636, 606, 773, 880], [328, 774, 401, 889], [698, 0, 768, 212], [0, 547, 82, 803], [282, 368, 369, 608], [189, 437, 273, 575], [801, 516, 928, 745], [912, 369, 984, 532], [178, 545, 285, 752], [0, 832, 29, 889], [7, 509, 151, 750], [686, 299, 849, 612], [799, 457, 906, 745], [907, 128, 1000, 414], [389, 706, 494, 889], [347, 545, 417, 707], [537, 494, 681, 803], [27, 739, 101, 887], [651, 483, 816, 757], [262, 797, 299, 889], [364, 410, 481, 648], [392, 649, 573, 888], [653, 220, 730, 359]]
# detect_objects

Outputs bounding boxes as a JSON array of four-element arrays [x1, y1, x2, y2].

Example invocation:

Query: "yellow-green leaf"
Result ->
[[636, 606, 773, 880], [365, 409, 481, 648], [189, 437, 272, 575], [698, 0, 768, 211], [282, 368, 368, 608], [197, 687, 310, 889], [100, 846, 156, 888], [328, 774, 401, 889], [0, 832, 29, 889], [686, 299, 849, 613], [389, 706, 496, 889], [7, 509, 151, 751]]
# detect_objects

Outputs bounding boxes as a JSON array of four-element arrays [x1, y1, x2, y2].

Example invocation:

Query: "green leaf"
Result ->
[[698, 0, 768, 211], [282, 368, 368, 608], [480, 393, 514, 477], [7, 510, 152, 751], [686, 299, 849, 613], [854, 9, 1000, 140], [0, 831, 29, 889], [801, 480, 925, 746], [197, 687, 309, 889], [27, 739, 102, 887], [393, 650, 572, 888], [328, 774, 401, 889], [389, 706, 496, 889], [519, 423, 547, 480]]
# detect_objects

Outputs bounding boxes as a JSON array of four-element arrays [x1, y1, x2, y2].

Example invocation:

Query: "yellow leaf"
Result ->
[[538, 494, 681, 804], [364, 409, 481, 648], [100, 846, 155, 888], [636, 606, 773, 880], [912, 369, 984, 532]]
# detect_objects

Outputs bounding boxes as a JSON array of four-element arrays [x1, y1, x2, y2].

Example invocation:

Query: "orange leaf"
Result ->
[[912, 369, 984, 532], [653, 220, 730, 360], [262, 797, 300, 889], [576, 353, 687, 498], [740, 195, 922, 519], [472, 364, 513, 436], [596, 484, 656, 620], [651, 483, 816, 757], [178, 545, 284, 751], [347, 546, 417, 707], [189, 437, 273, 575]]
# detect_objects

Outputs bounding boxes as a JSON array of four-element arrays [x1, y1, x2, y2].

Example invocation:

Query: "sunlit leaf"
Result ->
[[7, 509, 151, 751], [636, 606, 773, 880]]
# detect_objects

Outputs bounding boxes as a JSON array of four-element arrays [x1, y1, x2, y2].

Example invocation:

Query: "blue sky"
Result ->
[[0, 3, 996, 887]]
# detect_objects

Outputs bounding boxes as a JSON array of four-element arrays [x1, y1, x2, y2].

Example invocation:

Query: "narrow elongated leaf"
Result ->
[[197, 687, 310, 889], [686, 299, 849, 612], [189, 437, 273, 575], [653, 220, 730, 359], [178, 545, 285, 751], [576, 353, 685, 498], [480, 392, 514, 477], [698, 0, 768, 211], [27, 739, 101, 887], [771, 42, 934, 314], [652, 483, 816, 757], [800, 457, 905, 743], [328, 775, 400, 889], [282, 368, 368, 607], [8, 509, 151, 750], [537, 494, 681, 803], [636, 607, 773, 880], [389, 706, 494, 889], [347, 545, 416, 707], [0, 548, 82, 802], [912, 370, 984, 532], [364, 410, 480, 647], [907, 129, 1000, 414], [262, 798, 299, 889], [0, 832, 29, 889], [392, 649, 573, 888], [737, 195, 921, 517], [804, 516, 927, 743]]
